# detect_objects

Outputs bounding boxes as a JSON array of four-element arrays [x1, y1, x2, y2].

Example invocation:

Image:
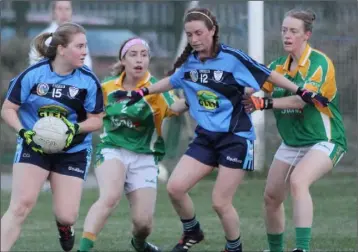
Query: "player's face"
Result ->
[[184, 20, 215, 54], [61, 33, 87, 68], [53, 1, 72, 25], [281, 16, 311, 54], [122, 44, 150, 80]]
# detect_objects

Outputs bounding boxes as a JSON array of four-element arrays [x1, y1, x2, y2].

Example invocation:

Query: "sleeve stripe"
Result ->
[[221, 45, 271, 75], [78, 68, 104, 113]]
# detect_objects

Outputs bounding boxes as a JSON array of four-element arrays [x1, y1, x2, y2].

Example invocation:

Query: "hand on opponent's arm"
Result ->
[[112, 77, 174, 106]]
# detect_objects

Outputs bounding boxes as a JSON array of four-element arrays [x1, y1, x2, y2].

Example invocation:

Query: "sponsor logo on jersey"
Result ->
[[197, 90, 219, 110], [110, 116, 140, 129], [36, 83, 50, 96], [280, 108, 303, 115]]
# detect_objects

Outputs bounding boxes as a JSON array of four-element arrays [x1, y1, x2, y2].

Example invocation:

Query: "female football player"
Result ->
[[77, 37, 188, 252], [242, 9, 347, 252], [1, 22, 104, 251], [110, 7, 329, 252]]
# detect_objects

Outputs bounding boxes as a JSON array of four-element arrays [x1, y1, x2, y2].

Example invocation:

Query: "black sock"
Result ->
[[225, 236, 242, 252], [180, 215, 200, 233]]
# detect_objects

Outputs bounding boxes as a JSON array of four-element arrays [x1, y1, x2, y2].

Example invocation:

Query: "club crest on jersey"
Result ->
[[68, 87, 79, 98], [213, 70, 223, 82], [189, 70, 198, 82], [36, 83, 50, 96]]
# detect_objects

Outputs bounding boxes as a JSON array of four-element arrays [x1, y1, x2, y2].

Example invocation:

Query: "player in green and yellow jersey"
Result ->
[[78, 38, 188, 252], [243, 9, 347, 252]]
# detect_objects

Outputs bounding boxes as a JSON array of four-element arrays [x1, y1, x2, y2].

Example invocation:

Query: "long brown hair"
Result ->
[[167, 7, 220, 76], [33, 22, 86, 61]]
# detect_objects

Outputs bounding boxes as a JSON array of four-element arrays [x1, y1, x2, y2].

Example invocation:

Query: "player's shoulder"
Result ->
[[268, 56, 287, 69], [309, 47, 333, 69], [17, 59, 50, 80], [78, 66, 101, 85], [102, 75, 118, 85], [219, 43, 248, 59], [147, 74, 158, 85]]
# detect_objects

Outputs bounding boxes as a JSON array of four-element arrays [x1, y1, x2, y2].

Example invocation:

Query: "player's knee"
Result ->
[[290, 175, 308, 198], [167, 180, 185, 199], [264, 190, 283, 208], [99, 193, 121, 209], [9, 197, 36, 220], [211, 197, 232, 215], [55, 211, 78, 226], [132, 215, 152, 236]]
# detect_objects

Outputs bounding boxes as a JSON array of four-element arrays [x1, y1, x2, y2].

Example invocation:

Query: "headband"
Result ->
[[185, 11, 214, 25], [120, 38, 150, 59]]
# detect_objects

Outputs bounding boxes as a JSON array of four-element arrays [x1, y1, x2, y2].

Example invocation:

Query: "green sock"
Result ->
[[295, 227, 311, 251], [267, 233, 284, 252], [131, 236, 147, 251], [79, 232, 96, 252]]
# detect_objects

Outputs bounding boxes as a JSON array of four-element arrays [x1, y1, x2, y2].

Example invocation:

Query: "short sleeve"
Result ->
[[261, 61, 276, 93], [85, 77, 104, 114], [169, 67, 185, 89], [303, 59, 336, 101], [162, 90, 179, 117], [6, 71, 33, 105]]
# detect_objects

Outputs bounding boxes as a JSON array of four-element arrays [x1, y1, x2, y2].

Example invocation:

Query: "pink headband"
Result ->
[[120, 38, 150, 59]]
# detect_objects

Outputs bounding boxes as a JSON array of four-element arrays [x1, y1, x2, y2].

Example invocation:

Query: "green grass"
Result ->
[[1, 175, 356, 251]]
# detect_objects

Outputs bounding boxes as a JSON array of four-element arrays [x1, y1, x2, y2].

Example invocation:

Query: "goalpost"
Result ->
[[248, 1, 265, 172]]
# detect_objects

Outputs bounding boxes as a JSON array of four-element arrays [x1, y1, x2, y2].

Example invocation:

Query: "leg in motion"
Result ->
[[264, 159, 291, 252], [212, 165, 246, 252], [290, 146, 337, 252], [167, 155, 213, 252], [78, 157, 127, 251], [1, 163, 49, 251]]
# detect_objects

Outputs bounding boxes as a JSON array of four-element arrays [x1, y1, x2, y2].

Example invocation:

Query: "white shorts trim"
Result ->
[[273, 141, 343, 167]]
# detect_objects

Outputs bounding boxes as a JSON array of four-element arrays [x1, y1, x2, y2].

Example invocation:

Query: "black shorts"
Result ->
[[185, 126, 254, 170], [13, 140, 92, 180]]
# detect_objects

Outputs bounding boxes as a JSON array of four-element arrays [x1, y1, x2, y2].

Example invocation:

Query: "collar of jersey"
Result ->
[[283, 43, 312, 72], [192, 43, 223, 61], [114, 71, 151, 89]]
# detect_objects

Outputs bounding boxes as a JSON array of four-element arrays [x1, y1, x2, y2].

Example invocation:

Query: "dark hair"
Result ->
[[111, 37, 143, 76], [284, 9, 316, 32], [33, 22, 86, 61], [167, 7, 219, 76]]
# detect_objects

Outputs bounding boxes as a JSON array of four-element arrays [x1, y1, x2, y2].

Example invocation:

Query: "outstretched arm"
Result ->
[[146, 77, 174, 94], [267, 71, 299, 93]]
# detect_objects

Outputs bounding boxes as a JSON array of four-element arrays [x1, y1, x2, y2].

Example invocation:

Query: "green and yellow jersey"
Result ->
[[98, 71, 178, 161], [262, 44, 347, 150]]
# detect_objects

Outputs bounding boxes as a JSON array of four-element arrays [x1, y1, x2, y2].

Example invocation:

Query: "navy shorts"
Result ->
[[13, 140, 92, 180], [185, 126, 254, 170]]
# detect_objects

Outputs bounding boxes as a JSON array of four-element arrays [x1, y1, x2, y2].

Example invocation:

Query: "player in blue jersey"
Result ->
[[0, 22, 104, 252], [111, 8, 329, 252]]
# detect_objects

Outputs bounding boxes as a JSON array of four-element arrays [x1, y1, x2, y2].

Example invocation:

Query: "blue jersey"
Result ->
[[6, 59, 104, 153], [169, 44, 271, 140]]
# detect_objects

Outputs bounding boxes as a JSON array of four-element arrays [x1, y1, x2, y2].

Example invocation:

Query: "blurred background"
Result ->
[[1, 1, 357, 175]]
